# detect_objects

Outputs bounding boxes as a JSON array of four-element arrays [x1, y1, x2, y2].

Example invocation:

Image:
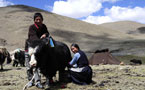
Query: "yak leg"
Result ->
[[22, 60, 25, 67], [59, 68, 67, 82], [20, 59, 24, 67], [16, 61, 18, 67], [13, 60, 18, 67], [13, 59, 19, 67], [59, 70, 64, 82], [1, 64, 3, 70], [22, 62, 25, 67], [12, 60, 16, 67], [21, 59, 25, 67]]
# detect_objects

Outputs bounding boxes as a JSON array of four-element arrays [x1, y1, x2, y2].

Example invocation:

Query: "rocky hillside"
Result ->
[[0, 5, 145, 56]]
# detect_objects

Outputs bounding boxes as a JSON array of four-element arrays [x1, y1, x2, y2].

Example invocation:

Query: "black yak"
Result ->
[[130, 59, 142, 65], [27, 38, 72, 87], [11, 49, 25, 67], [0, 48, 11, 70]]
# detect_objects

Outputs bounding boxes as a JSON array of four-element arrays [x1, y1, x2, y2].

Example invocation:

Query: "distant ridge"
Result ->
[[99, 21, 145, 33], [7, 4, 47, 12]]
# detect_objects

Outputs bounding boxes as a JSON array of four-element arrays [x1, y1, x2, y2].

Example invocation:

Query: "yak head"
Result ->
[[28, 38, 51, 67]]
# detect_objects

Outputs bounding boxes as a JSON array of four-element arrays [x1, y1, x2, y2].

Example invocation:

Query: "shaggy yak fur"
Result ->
[[0, 49, 11, 70], [27, 38, 72, 86], [130, 59, 142, 65], [13, 50, 25, 67]]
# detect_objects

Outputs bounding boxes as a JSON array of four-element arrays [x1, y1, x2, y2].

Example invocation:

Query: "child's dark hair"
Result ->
[[71, 43, 80, 50], [34, 12, 43, 21]]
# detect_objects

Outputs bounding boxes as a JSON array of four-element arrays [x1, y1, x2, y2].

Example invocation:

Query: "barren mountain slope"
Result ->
[[99, 21, 145, 34], [0, 5, 145, 56]]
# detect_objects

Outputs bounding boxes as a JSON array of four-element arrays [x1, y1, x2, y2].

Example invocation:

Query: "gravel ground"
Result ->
[[1, 63, 145, 90]]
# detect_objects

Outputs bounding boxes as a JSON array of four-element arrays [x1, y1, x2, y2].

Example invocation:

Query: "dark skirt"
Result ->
[[69, 66, 92, 85]]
